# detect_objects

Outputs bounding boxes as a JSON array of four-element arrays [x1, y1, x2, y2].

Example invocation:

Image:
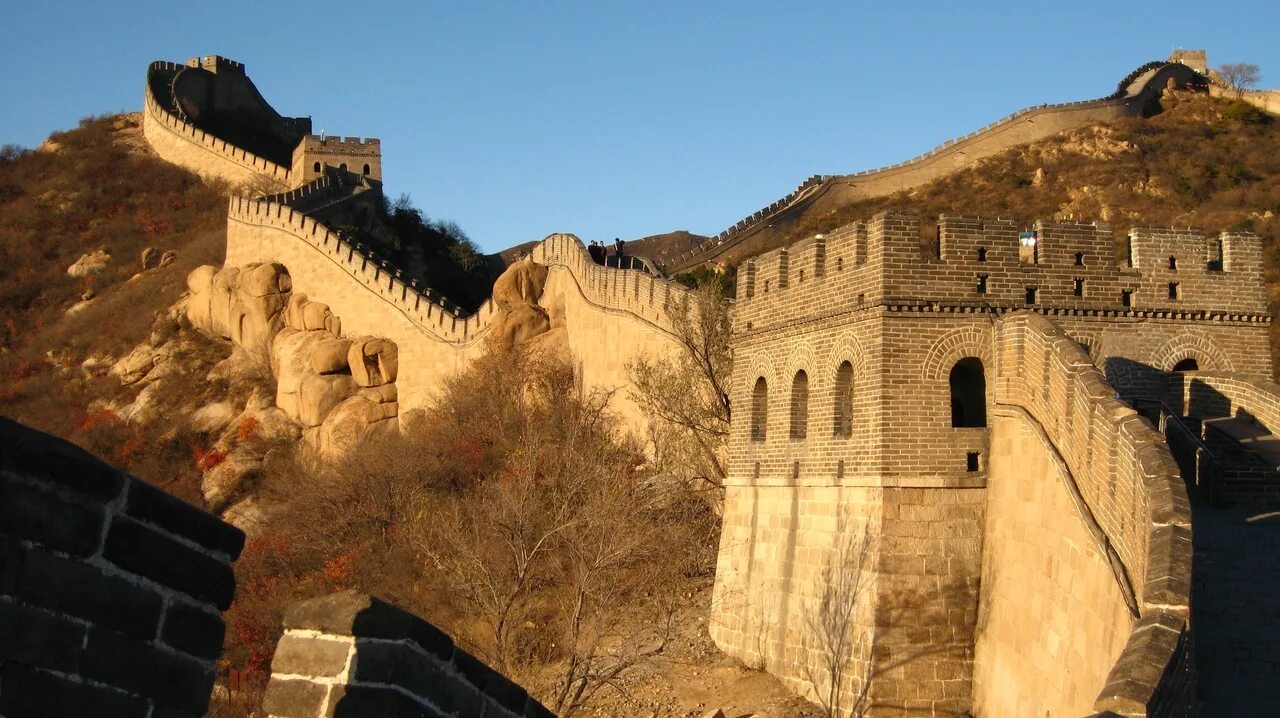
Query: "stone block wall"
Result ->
[[0, 417, 245, 717], [226, 198, 693, 428], [990, 313, 1194, 717], [263, 591, 553, 718]]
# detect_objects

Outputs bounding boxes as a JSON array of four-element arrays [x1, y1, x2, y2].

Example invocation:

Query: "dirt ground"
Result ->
[[571, 585, 822, 718]]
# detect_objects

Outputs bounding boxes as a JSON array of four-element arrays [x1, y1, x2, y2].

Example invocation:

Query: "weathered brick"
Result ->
[[0, 599, 88, 672], [452, 648, 528, 713], [0, 473, 105, 556], [15, 545, 162, 640], [0, 416, 125, 502], [161, 599, 226, 660], [283, 591, 453, 660], [271, 634, 351, 677], [83, 626, 215, 715], [325, 684, 445, 717], [125, 479, 245, 560], [103, 515, 235, 609], [262, 677, 329, 718], [0, 662, 148, 718]]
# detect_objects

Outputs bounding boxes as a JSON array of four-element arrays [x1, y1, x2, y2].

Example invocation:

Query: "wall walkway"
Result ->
[[143, 61, 293, 187]]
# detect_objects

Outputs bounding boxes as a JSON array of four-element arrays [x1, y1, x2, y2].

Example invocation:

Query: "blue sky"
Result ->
[[2, 1, 1277, 252]]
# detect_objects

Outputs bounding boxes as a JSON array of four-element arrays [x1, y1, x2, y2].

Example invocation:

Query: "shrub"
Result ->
[[1223, 100, 1270, 125]]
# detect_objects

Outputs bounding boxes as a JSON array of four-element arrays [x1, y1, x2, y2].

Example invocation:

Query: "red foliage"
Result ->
[[77, 408, 120, 433], [6, 359, 40, 382], [119, 436, 146, 464], [192, 445, 228, 472], [321, 544, 365, 591], [236, 416, 259, 444]]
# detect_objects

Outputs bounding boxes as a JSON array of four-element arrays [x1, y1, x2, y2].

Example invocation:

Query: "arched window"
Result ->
[[751, 378, 768, 442], [312, 161, 321, 173], [1172, 358, 1199, 372], [833, 361, 854, 438], [950, 358, 987, 428], [976, 247, 987, 263], [790, 371, 809, 440], [363, 163, 371, 175]]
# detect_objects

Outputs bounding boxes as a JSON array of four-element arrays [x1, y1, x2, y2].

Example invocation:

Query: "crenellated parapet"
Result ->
[[991, 312, 1194, 715], [734, 212, 1269, 336], [143, 61, 293, 185], [291, 135, 382, 185]]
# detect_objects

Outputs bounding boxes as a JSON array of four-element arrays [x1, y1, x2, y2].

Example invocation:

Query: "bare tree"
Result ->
[[1215, 63, 1262, 99], [629, 276, 733, 489], [803, 516, 876, 718], [410, 342, 714, 711]]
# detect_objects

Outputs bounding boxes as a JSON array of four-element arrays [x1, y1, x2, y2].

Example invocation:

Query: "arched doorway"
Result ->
[[950, 358, 987, 428]]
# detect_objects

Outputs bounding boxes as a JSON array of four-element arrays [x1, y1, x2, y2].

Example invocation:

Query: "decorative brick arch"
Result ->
[[784, 342, 819, 381], [922, 327, 993, 381], [744, 350, 779, 392], [1152, 331, 1233, 372], [827, 333, 869, 380]]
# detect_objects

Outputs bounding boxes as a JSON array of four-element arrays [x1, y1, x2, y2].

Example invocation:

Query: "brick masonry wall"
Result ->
[[0, 417, 245, 718], [263, 591, 553, 718]]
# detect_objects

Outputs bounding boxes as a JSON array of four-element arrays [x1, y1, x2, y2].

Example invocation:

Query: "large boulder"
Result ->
[[490, 257, 551, 346], [67, 250, 110, 278], [184, 263, 290, 358], [348, 337, 397, 387]]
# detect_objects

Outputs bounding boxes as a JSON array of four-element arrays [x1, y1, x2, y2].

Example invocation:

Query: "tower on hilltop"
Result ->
[[291, 135, 383, 185], [1169, 49, 1208, 74]]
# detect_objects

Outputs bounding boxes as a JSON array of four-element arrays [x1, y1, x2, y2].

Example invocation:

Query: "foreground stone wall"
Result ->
[[973, 408, 1135, 716], [264, 591, 553, 718], [989, 313, 1194, 717], [0, 417, 245, 717]]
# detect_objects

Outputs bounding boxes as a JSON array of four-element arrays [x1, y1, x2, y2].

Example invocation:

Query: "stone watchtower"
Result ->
[[710, 211, 1270, 715], [1169, 49, 1209, 75], [291, 135, 383, 185]]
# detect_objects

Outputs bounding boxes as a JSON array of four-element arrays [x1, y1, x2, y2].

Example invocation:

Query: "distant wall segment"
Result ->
[[143, 61, 293, 186], [668, 62, 1206, 272], [226, 198, 692, 424]]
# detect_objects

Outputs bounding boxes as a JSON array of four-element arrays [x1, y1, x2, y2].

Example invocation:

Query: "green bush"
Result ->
[[1223, 100, 1270, 125]]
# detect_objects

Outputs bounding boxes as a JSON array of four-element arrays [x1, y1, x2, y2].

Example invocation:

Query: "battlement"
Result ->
[[734, 212, 1267, 333], [292, 136, 383, 185], [1169, 49, 1209, 74], [185, 55, 244, 74]]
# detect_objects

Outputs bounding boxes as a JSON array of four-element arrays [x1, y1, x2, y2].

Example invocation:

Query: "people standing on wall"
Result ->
[[614, 237, 625, 258], [588, 241, 604, 265]]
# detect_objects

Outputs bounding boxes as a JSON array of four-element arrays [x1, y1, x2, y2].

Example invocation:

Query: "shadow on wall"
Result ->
[[0, 417, 245, 717], [264, 591, 555, 717]]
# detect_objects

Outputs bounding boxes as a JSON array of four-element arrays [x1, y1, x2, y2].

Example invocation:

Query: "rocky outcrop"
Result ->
[[490, 256, 550, 345], [180, 263, 401, 459], [67, 249, 110, 277]]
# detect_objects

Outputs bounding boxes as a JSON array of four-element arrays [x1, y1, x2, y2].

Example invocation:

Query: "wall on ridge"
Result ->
[[669, 63, 1204, 272], [143, 61, 293, 187], [226, 199, 691, 429], [533, 234, 691, 430]]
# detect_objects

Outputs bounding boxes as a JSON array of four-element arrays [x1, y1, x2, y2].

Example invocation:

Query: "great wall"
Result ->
[[664, 59, 1210, 273], [5, 50, 1280, 717]]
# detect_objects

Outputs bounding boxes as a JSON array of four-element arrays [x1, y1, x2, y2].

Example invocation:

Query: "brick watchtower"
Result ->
[[710, 211, 1269, 714], [291, 136, 383, 185]]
